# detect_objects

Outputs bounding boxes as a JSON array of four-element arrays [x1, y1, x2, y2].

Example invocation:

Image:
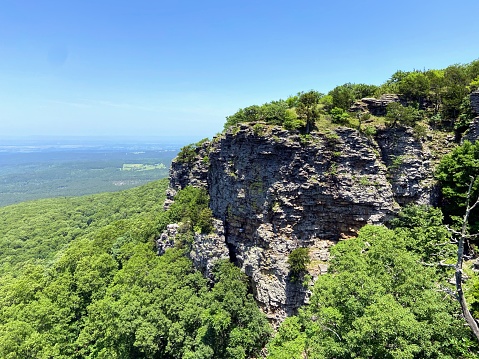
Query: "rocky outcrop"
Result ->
[[350, 94, 401, 116], [157, 219, 229, 279], [471, 91, 479, 114], [461, 91, 479, 143], [161, 123, 437, 323], [375, 127, 437, 206]]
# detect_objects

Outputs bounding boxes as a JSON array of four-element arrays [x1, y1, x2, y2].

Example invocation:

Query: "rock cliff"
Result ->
[[160, 123, 438, 322], [464, 91, 479, 143]]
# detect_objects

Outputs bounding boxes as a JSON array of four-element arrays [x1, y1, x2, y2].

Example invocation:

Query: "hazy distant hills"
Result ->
[[0, 138, 183, 206]]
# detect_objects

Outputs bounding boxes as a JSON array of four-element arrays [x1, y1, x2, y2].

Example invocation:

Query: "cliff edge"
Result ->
[[160, 123, 438, 322]]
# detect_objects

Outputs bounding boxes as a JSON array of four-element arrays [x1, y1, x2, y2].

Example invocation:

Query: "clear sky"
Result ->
[[1, 0, 478, 142]]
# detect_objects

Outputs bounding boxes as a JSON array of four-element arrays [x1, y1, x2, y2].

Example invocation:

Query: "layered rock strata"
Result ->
[[160, 123, 436, 322], [465, 91, 479, 143], [349, 94, 401, 116]]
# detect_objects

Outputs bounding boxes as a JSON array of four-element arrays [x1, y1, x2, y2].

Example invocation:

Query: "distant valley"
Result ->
[[0, 137, 183, 207]]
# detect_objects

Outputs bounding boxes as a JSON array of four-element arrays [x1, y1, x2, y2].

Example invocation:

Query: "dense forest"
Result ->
[[2, 59, 479, 358]]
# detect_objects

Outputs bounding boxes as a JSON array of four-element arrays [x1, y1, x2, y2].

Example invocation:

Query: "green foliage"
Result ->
[[328, 83, 374, 111], [442, 64, 469, 120], [177, 143, 198, 164], [329, 107, 351, 125], [390, 205, 455, 264], [287, 247, 310, 282], [436, 140, 479, 228], [469, 75, 479, 92], [389, 154, 404, 171], [221, 58, 479, 134], [224, 105, 262, 129], [319, 94, 333, 111], [224, 100, 295, 130], [282, 108, 304, 131], [253, 122, 266, 136], [0, 180, 270, 358], [385, 102, 422, 127], [177, 139, 209, 164], [329, 83, 356, 111], [0, 179, 169, 276], [269, 225, 479, 358], [328, 83, 377, 111], [362, 125, 376, 137], [267, 316, 306, 359], [397, 71, 430, 104], [195, 261, 272, 358], [296, 90, 322, 133], [168, 186, 213, 234], [456, 96, 476, 134]]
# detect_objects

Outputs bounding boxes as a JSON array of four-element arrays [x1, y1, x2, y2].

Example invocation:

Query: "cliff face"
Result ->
[[464, 91, 479, 143], [161, 123, 437, 322]]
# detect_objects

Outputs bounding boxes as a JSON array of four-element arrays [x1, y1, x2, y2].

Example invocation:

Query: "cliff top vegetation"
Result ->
[[222, 59, 479, 138]]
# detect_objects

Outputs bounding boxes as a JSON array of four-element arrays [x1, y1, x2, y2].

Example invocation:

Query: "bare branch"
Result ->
[[436, 285, 457, 299], [419, 260, 454, 268], [450, 176, 479, 342], [445, 225, 461, 236]]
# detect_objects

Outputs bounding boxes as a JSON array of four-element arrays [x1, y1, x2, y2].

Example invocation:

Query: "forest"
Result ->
[[1, 59, 479, 358]]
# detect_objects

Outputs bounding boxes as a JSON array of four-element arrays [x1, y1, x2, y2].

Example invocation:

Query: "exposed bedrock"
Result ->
[[161, 123, 437, 322]]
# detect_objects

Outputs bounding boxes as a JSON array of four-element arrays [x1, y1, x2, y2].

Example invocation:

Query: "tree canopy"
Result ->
[[268, 223, 479, 358]]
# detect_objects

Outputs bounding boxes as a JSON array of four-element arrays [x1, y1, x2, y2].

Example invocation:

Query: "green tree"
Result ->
[[425, 69, 445, 114], [442, 64, 469, 120], [296, 90, 322, 133], [224, 105, 262, 129], [385, 102, 422, 127], [194, 261, 272, 359], [397, 71, 430, 105], [329, 107, 351, 125], [287, 247, 310, 282], [268, 225, 479, 358], [168, 186, 213, 234], [329, 83, 356, 110], [390, 205, 454, 264], [436, 140, 479, 227]]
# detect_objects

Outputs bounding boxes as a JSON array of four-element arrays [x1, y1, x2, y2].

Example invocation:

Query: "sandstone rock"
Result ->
[[463, 91, 479, 143], [375, 126, 438, 206], [463, 117, 479, 144], [350, 94, 401, 116], [157, 220, 229, 279], [189, 219, 230, 279], [471, 91, 479, 115], [156, 223, 179, 255], [163, 123, 438, 323]]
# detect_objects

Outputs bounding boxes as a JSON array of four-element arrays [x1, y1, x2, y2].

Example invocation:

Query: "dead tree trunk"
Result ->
[[452, 179, 479, 342]]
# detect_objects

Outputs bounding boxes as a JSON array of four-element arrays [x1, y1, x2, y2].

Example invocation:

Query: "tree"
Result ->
[[329, 83, 356, 110], [397, 71, 430, 105], [436, 140, 479, 227], [390, 205, 454, 263], [385, 102, 422, 127], [426, 69, 445, 114], [287, 247, 310, 282], [446, 179, 479, 343], [296, 90, 322, 133], [269, 225, 479, 358], [329, 107, 351, 125], [442, 64, 469, 120], [224, 105, 262, 129], [168, 186, 213, 234]]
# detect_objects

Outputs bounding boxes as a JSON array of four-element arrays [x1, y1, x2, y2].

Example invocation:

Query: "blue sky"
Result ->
[[1, 0, 478, 142]]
